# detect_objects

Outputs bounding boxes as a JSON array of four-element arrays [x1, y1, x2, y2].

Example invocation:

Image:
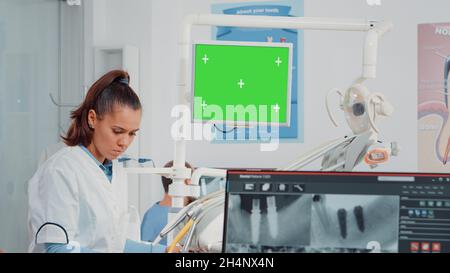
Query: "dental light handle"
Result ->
[[326, 88, 344, 127], [368, 92, 394, 133]]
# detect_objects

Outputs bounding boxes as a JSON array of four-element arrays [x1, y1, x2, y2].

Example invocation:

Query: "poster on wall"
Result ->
[[418, 23, 450, 172], [210, 0, 304, 143], [0, 21, 4, 142]]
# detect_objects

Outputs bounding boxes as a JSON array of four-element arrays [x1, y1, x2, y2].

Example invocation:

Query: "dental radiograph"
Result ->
[[251, 199, 261, 244]]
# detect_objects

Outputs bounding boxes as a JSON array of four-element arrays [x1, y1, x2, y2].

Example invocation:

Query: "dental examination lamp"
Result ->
[[283, 81, 398, 172]]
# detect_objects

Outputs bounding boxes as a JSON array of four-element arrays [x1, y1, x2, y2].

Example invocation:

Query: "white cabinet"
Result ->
[[94, 45, 141, 216]]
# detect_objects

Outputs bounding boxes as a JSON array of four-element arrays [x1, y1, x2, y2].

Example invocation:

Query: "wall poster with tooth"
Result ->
[[211, 0, 304, 143], [418, 23, 450, 172]]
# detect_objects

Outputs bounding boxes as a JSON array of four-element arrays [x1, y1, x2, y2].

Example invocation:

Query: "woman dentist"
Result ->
[[28, 70, 167, 253]]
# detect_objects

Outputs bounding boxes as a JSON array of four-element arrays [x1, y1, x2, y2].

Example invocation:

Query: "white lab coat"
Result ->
[[27, 146, 138, 253]]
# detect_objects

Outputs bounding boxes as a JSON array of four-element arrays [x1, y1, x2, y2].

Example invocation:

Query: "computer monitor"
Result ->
[[191, 40, 292, 127], [223, 170, 450, 253]]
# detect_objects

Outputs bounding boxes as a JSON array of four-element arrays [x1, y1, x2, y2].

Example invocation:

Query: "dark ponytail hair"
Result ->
[[62, 70, 142, 147]]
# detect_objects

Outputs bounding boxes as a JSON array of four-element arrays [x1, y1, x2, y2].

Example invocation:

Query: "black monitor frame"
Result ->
[[223, 170, 450, 253]]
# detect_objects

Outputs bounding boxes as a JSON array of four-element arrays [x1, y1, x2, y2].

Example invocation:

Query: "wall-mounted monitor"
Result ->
[[191, 40, 293, 127]]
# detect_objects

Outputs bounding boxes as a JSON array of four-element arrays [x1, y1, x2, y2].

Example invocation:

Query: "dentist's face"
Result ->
[[88, 105, 141, 161]]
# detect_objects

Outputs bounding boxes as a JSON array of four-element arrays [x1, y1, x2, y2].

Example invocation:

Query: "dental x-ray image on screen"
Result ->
[[224, 171, 450, 253], [310, 194, 400, 253], [224, 193, 399, 253], [225, 193, 312, 253]]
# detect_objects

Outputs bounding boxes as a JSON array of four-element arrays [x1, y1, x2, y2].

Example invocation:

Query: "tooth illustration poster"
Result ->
[[211, 0, 304, 143], [418, 23, 450, 171]]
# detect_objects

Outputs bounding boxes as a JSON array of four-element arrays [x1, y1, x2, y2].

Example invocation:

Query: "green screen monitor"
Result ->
[[191, 41, 292, 127]]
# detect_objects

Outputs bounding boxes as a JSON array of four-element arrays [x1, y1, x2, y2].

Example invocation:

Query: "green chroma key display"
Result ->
[[192, 41, 292, 126]]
